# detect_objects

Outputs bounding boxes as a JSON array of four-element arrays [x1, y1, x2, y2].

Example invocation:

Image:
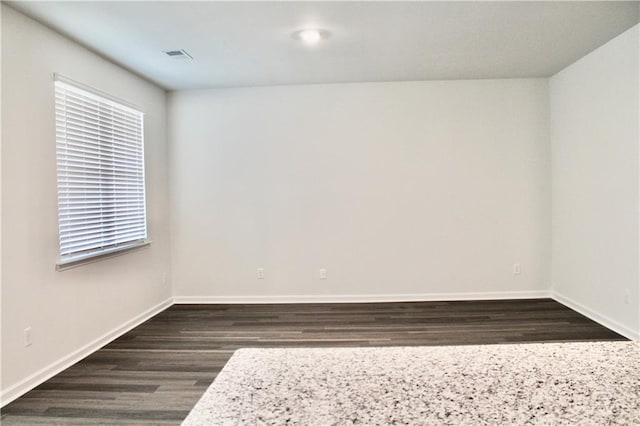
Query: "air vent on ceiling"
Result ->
[[162, 49, 193, 60]]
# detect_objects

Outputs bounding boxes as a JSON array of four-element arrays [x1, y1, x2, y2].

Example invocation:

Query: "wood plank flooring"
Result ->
[[1, 299, 626, 425]]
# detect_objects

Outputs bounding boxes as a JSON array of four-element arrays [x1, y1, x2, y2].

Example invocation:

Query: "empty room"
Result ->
[[1, 1, 639, 424]]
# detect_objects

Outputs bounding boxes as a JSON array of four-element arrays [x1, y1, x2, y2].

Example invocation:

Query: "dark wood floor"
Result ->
[[1, 299, 626, 425]]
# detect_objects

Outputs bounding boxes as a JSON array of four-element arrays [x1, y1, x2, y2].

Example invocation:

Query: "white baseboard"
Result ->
[[0, 297, 173, 408], [551, 290, 639, 341], [173, 290, 552, 305]]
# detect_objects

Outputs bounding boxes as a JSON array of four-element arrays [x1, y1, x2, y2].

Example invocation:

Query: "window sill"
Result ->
[[56, 240, 151, 271]]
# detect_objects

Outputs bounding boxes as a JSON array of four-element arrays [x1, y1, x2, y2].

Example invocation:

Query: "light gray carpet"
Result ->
[[182, 342, 639, 425]]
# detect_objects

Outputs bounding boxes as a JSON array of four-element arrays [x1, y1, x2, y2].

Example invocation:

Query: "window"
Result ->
[[55, 77, 148, 268]]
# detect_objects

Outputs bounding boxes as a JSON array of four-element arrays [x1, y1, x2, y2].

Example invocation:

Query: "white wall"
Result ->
[[169, 79, 550, 301], [550, 24, 640, 339], [1, 5, 172, 403]]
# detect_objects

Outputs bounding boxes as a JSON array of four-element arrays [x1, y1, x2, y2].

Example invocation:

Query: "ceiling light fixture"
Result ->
[[292, 29, 329, 45]]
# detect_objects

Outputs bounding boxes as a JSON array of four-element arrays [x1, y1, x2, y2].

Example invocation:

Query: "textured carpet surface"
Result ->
[[182, 342, 639, 425]]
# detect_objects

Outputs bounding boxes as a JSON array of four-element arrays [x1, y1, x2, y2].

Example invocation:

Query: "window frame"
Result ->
[[54, 75, 150, 270]]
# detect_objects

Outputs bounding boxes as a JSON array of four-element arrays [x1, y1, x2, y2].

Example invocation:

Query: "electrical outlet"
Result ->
[[24, 327, 32, 347], [624, 288, 630, 305], [319, 268, 327, 280], [513, 263, 521, 275], [257, 268, 265, 279]]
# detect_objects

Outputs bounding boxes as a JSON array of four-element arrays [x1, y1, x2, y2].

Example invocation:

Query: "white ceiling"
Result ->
[[7, 1, 640, 90]]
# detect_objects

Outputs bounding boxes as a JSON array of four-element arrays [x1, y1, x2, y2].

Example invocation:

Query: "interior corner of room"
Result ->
[[1, 0, 639, 417]]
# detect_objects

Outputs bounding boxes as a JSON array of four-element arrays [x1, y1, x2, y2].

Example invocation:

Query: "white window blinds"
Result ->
[[55, 79, 148, 266]]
